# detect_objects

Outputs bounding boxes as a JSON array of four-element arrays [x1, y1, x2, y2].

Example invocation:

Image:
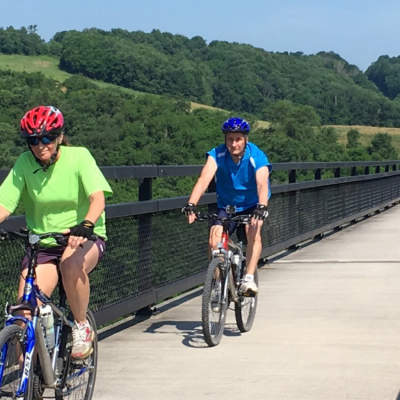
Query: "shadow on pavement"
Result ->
[[145, 320, 205, 348], [98, 287, 203, 341], [144, 319, 241, 348]]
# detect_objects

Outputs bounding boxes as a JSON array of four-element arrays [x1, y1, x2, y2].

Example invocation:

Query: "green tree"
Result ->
[[368, 133, 398, 160], [346, 129, 361, 148]]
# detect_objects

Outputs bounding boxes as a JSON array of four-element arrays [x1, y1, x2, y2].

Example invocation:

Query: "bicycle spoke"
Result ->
[[56, 310, 97, 400], [202, 258, 227, 346], [235, 269, 258, 332]]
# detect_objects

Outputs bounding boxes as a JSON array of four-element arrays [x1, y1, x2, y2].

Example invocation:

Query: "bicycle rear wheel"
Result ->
[[0, 324, 33, 400], [201, 258, 228, 347], [56, 310, 97, 400], [235, 269, 258, 332]]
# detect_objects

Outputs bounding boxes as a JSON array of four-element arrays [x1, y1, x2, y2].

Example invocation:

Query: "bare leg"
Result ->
[[244, 220, 264, 275], [209, 225, 223, 252], [18, 263, 59, 307], [60, 242, 99, 323]]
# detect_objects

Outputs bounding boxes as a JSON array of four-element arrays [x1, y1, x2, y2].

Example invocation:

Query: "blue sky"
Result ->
[[1, 0, 400, 71]]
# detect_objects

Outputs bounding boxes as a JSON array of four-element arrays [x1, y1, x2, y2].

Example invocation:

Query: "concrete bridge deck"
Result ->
[[94, 205, 400, 400]]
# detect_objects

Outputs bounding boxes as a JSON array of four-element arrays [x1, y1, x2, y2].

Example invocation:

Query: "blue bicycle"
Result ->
[[0, 230, 98, 399]]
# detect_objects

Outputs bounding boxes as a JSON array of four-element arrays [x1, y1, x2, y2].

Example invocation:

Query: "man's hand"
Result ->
[[252, 204, 268, 221], [181, 203, 197, 224]]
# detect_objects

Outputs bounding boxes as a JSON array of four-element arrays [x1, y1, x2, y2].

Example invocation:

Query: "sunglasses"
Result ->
[[27, 135, 58, 146]]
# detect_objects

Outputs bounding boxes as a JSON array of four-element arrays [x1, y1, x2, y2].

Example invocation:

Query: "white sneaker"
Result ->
[[240, 278, 258, 296], [71, 320, 94, 359]]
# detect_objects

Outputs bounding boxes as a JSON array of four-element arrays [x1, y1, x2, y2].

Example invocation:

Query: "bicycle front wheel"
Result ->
[[235, 269, 258, 332], [56, 310, 97, 400], [201, 258, 228, 347], [0, 324, 33, 400]]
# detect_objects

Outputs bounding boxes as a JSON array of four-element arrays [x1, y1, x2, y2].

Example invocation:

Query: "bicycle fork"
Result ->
[[14, 317, 36, 398], [219, 261, 239, 308], [9, 317, 58, 397], [227, 267, 239, 303]]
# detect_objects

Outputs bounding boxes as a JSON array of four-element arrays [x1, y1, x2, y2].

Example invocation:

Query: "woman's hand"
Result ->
[[67, 220, 95, 249]]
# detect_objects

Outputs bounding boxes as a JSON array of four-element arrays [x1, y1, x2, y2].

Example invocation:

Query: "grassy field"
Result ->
[[2, 54, 400, 152], [0, 54, 144, 95], [0, 54, 71, 81], [326, 124, 400, 151]]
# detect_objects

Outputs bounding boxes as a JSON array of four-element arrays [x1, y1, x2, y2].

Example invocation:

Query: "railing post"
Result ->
[[375, 166, 380, 174], [139, 177, 153, 201], [334, 167, 341, 178], [289, 169, 296, 183], [314, 168, 321, 180], [364, 166, 370, 175], [137, 177, 154, 315], [351, 166, 357, 176]]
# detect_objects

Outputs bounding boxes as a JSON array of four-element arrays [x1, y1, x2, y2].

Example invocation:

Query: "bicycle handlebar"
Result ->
[[0, 229, 98, 246], [194, 212, 252, 224]]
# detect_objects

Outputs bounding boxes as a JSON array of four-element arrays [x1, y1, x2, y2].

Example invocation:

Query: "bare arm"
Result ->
[[248, 166, 270, 227], [85, 190, 106, 224], [0, 204, 11, 225], [187, 156, 217, 223], [68, 190, 105, 248], [255, 166, 270, 206]]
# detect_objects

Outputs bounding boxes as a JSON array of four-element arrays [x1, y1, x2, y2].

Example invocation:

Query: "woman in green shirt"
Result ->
[[0, 105, 112, 359]]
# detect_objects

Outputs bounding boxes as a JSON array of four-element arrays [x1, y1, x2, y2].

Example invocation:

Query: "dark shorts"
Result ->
[[21, 238, 106, 270], [211, 206, 256, 236]]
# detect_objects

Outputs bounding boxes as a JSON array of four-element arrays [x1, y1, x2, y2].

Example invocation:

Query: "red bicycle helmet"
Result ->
[[20, 106, 64, 138]]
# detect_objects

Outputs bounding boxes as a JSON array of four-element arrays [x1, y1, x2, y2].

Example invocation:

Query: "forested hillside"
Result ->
[[366, 55, 400, 100], [0, 70, 396, 170], [0, 25, 399, 188], [2, 26, 400, 126]]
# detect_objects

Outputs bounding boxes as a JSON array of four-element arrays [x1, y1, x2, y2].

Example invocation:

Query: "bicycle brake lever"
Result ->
[[54, 234, 69, 247]]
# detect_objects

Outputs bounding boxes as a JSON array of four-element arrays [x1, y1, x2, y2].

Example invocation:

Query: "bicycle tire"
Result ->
[[235, 269, 258, 332], [55, 310, 97, 400], [201, 258, 228, 347], [0, 324, 33, 400]]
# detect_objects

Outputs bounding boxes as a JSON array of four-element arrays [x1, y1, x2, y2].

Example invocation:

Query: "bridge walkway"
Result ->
[[94, 205, 400, 400]]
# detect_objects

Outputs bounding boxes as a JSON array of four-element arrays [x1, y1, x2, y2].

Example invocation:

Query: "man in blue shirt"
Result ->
[[183, 117, 271, 294]]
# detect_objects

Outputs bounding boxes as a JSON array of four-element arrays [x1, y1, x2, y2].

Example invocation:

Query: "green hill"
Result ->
[[0, 54, 145, 96], [1, 53, 400, 155], [3, 26, 400, 127]]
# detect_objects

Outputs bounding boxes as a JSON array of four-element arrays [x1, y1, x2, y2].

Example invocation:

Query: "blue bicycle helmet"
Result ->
[[221, 117, 250, 134]]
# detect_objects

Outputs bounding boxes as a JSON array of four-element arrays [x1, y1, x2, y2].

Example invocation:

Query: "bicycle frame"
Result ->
[[210, 215, 248, 304]]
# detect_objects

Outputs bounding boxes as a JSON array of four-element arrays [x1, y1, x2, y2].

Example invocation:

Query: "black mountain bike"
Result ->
[[0, 229, 98, 399], [196, 209, 258, 347]]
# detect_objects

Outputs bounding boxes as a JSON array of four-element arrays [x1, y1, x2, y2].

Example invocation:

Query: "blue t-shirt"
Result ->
[[207, 142, 272, 212]]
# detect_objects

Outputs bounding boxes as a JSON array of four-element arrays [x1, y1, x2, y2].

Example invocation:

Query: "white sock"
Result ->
[[244, 274, 254, 282]]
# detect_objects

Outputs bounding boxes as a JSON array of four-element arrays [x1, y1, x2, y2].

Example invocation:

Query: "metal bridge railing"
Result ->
[[1, 160, 400, 327]]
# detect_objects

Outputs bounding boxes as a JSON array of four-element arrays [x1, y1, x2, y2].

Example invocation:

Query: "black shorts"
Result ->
[[21, 238, 106, 270], [210, 206, 255, 240]]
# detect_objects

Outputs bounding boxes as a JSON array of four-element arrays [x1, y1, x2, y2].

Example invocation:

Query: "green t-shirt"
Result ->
[[0, 146, 112, 245]]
